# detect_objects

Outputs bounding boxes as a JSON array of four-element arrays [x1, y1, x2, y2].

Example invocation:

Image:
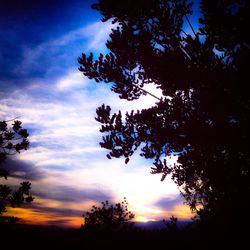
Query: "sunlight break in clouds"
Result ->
[[0, 19, 191, 227]]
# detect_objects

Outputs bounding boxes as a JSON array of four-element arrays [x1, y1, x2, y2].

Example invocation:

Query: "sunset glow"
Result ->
[[0, 0, 192, 227]]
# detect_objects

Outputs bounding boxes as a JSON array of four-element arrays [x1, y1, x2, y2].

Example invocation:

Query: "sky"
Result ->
[[0, 0, 196, 227]]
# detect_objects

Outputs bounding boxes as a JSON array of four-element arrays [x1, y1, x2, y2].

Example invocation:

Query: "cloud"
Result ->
[[27, 184, 112, 220], [13, 21, 114, 80], [0, 0, 98, 82], [84, 21, 116, 51], [32, 184, 112, 203], [56, 71, 91, 91], [0, 16, 188, 226], [0, 67, 182, 225], [154, 196, 185, 210], [55, 21, 115, 50], [30, 204, 82, 218], [5, 206, 83, 227], [2, 158, 45, 181]]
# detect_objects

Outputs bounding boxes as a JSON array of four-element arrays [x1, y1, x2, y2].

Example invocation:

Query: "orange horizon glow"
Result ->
[[4, 202, 193, 228], [5, 207, 83, 228]]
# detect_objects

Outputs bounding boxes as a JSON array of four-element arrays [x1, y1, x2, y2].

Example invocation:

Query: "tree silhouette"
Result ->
[[163, 216, 178, 232], [78, 0, 250, 234], [82, 198, 134, 232], [0, 119, 33, 218]]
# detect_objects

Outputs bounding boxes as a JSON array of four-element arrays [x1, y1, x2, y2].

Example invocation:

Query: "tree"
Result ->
[[82, 198, 134, 232], [0, 119, 33, 217], [78, 0, 250, 233], [164, 216, 178, 231]]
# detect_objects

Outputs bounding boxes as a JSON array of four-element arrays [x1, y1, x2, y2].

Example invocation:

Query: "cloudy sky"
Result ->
[[0, 0, 194, 227]]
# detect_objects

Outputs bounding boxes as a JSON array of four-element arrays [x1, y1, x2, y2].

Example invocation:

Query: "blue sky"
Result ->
[[0, 0, 193, 227]]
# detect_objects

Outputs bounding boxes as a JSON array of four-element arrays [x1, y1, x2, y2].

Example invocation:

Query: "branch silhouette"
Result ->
[[79, 0, 250, 241]]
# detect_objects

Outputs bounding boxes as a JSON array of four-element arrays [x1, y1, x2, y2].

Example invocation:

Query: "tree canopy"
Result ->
[[0, 119, 33, 217], [78, 0, 250, 232]]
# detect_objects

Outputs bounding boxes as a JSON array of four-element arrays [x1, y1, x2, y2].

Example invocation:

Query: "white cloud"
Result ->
[[0, 19, 185, 225], [54, 21, 115, 50], [0, 69, 181, 220], [84, 21, 116, 51], [56, 71, 87, 90]]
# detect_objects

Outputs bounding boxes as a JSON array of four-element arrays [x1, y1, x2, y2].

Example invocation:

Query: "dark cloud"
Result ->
[[31, 204, 82, 218], [40, 219, 77, 227], [154, 195, 185, 210], [33, 184, 112, 203], [2, 158, 45, 181], [29, 185, 113, 222]]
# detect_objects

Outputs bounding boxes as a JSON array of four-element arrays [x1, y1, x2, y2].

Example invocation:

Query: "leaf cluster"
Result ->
[[0, 120, 29, 177], [79, 0, 250, 229], [0, 181, 34, 215], [82, 198, 134, 232], [0, 119, 33, 218]]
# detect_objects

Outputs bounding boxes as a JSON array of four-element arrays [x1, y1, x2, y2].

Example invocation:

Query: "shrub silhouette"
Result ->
[[82, 198, 134, 232], [163, 216, 178, 232]]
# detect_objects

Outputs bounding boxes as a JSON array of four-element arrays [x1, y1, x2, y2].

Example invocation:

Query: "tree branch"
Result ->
[[185, 14, 197, 37]]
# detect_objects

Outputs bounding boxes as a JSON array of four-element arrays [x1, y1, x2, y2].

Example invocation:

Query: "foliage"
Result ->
[[163, 216, 178, 232], [0, 119, 33, 217], [0, 182, 33, 215], [82, 198, 134, 231], [0, 119, 29, 175], [79, 0, 250, 232]]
